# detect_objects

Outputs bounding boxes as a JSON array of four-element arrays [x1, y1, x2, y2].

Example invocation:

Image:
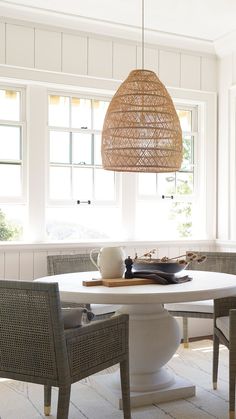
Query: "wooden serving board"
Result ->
[[82, 277, 156, 287]]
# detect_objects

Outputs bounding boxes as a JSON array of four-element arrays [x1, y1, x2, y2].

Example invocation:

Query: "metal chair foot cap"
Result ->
[[183, 342, 189, 349], [44, 406, 51, 416], [229, 411, 235, 419], [213, 382, 217, 390]]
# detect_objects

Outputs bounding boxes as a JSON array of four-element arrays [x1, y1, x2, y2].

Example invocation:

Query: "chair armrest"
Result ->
[[229, 309, 236, 342], [214, 297, 236, 321], [64, 314, 129, 382], [64, 313, 128, 339]]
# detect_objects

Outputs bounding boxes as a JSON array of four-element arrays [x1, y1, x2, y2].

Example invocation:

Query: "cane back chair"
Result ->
[[47, 253, 120, 319], [165, 251, 236, 347], [213, 296, 236, 419], [0, 280, 131, 419]]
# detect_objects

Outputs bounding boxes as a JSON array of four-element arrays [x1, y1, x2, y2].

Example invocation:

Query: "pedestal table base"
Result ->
[[91, 303, 195, 408]]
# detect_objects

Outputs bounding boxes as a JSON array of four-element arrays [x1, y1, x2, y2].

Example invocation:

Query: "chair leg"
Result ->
[[44, 385, 52, 416], [213, 332, 219, 390], [57, 385, 71, 419], [229, 348, 236, 419], [120, 359, 131, 419], [183, 317, 189, 348]]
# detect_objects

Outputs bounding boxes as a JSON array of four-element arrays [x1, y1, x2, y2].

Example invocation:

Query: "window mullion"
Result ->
[[27, 85, 47, 242], [121, 172, 137, 240], [70, 132, 73, 200]]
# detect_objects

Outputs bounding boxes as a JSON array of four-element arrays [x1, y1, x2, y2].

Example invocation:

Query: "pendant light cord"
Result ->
[[142, 0, 144, 69]]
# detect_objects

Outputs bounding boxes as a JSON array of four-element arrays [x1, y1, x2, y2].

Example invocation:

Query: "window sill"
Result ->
[[0, 238, 216, 252]]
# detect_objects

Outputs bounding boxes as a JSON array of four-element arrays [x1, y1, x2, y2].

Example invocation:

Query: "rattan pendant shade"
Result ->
[[101, 69, 183, 173]]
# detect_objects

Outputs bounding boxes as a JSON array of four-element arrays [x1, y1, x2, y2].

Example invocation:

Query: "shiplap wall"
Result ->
[[0, 241, 216, 281], [0, 17, 219, 282], [0, 18, 217, 91], [217, 52, 236, 241]]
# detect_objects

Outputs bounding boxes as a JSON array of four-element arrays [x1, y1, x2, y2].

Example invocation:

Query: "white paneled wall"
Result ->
[[113, 41, 137, 79], [0, 23, 5, 63], [4, 252, 19, 280], [217, 55, 233, 240], [137, 46, 158, 71], [159, 50, 181, 87], [19, 252, 34, 281], [35, 29, 61, 71], [201, 56, 218, 91], [0, 18, 217, 92], [0, 17, 219, 285], [6, 24, 34, 67], [33, 251, 48, 279], [62, 33, 87, 75], [88, 38, 113, 78], [0, 252, 4, 278], [180, 54, 201, 90], [0, 241, 216, 282]]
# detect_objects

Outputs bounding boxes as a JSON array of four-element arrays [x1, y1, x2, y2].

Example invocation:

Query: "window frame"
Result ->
[[0, 83, 215, 243], [0, 84, 26, 204], [133, 89, 216, 241], [47, 90, 120, 207], [136, 103, 198, 239], [137, 103, 197, 200]]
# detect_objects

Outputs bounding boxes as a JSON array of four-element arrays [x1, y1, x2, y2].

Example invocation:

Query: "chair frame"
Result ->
[[47, 253, 98, 276], [47, 253, 117, 319], [0, 280, 131, 419], [167, 251, 236, 347], [213, 297, 236, 419]]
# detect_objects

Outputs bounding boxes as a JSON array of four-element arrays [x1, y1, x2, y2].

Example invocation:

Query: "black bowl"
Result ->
[[133, 261, 188, 274]]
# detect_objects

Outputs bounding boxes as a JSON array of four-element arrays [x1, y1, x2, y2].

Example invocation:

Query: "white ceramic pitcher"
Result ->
[[90, 246, 125, 279]]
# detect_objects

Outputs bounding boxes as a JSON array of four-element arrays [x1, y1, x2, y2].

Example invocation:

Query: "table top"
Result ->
[[36, 270, 236, 305]]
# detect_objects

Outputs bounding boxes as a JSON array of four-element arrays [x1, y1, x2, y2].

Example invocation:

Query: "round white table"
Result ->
[[37, 270, 236, 408]]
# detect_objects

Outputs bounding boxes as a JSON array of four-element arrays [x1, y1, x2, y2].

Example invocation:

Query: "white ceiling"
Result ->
[[1, 0, 236, 44]]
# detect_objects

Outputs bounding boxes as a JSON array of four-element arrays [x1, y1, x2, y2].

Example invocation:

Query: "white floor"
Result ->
[[0, 340, 230, 419]]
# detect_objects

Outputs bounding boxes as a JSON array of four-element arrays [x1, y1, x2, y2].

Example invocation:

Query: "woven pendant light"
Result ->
[[101, 2, 182, 173]]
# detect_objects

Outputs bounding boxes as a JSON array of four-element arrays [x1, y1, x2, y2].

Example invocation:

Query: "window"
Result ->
[[45, 89, 215, 242], [46, 93, 122, 240], [136, 103, 205, 239], [0, 87, 26, 240], [0, 83, 215, 243]]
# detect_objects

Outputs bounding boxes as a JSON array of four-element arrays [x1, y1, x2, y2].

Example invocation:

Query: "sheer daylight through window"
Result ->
[[136, 105, 201, 240], [0, 84, 213, 243], [46, 94, 122, 240], [0, 88, 25, 240]]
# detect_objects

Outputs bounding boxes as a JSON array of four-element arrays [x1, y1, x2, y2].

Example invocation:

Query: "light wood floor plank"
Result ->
[[0, 340, 231, 419]]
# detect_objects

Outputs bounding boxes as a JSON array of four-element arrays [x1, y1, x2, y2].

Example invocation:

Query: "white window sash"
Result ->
[[0, 85, 26, 204]]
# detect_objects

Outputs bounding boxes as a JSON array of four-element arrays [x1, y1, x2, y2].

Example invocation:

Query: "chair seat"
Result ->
[[216, 316, 229, 340], [165, 299, 213, 313], [91, 304, 121, 315]]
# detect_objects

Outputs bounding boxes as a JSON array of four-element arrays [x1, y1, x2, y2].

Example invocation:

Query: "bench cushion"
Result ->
[[165, 299, 213, 313], [91, 304, 120, 315]]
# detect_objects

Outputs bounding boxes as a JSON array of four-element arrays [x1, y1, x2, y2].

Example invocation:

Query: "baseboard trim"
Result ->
[[181, 335, 213, 343]]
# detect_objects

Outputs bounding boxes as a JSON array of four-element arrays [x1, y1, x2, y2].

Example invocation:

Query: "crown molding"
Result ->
[[214, 31, 236, 57], [0, 2, 216, 56]]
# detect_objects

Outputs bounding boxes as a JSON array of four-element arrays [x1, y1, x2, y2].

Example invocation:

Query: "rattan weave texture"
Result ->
[[167, 251, 236, 346], [102, 69, 182, 172], [0, 280, 131, 419], [47, 253, 98, 276], [47, 253, 117, 319]]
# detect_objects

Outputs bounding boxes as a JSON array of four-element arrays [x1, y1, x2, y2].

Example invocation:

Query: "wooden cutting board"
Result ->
[[82, 277, 156, 287]]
